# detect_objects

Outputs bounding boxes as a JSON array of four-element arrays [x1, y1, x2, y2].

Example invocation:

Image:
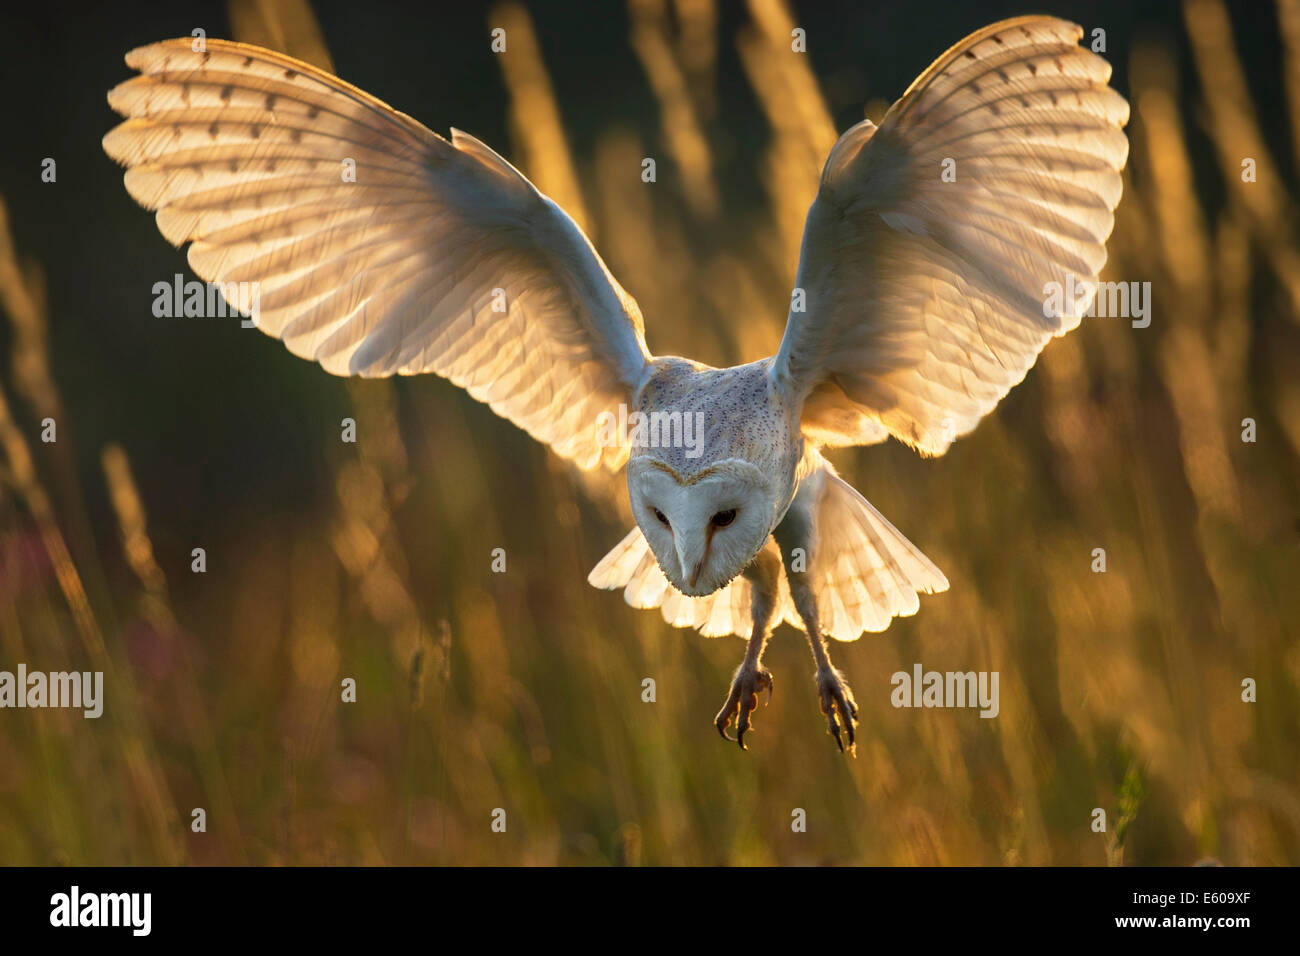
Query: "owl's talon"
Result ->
[[715, 663, 773, 751], [816, 666, 859, 757]]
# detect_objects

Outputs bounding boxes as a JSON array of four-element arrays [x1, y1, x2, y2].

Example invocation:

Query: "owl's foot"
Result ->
[[714, 662, 774, 750], [816, 665, 859, 755]]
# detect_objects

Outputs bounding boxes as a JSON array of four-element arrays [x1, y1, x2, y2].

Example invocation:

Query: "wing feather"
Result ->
[[771, 16, 1129, 455], [105, 38, 651, 470]]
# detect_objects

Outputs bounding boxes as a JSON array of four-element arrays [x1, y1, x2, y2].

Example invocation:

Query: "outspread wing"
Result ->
[[104, 39, 650, 470], [771, 16, 1129, 456]]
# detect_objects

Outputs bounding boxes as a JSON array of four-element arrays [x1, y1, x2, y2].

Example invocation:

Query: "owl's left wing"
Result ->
[[770, 16, 1129, 456], [104, 39, 650, 471]]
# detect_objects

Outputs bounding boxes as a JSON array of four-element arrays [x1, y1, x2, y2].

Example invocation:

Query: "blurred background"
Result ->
[[0, 0, 1297, 865]]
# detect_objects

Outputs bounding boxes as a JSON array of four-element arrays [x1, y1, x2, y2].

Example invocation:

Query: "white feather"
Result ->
[[590, 453, 947, 642], [771, 16, 1129, 456], [103, 39, 650, 471]]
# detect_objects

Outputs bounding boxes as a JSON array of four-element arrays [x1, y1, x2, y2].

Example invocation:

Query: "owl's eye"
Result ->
[[711, 509, 737, 528], [653, 508, 671, 528]]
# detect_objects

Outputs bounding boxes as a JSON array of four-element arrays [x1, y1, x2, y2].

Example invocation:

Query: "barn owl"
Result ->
[[104, 16, 1128, 753]]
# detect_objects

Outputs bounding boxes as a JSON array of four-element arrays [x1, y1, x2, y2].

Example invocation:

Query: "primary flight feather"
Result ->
[[105, 16, 1128, 752]]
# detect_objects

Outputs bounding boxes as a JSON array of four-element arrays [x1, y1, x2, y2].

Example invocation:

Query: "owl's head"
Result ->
[[627, 456, 778, 597]]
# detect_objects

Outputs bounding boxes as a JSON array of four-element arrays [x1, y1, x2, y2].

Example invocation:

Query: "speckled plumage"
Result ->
[[633, 358, 802, 518]]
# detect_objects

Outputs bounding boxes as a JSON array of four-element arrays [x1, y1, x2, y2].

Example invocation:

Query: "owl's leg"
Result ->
[[774, 491, 859, 755], [790, 575, 859, 754], [713, 545, 781, 750]]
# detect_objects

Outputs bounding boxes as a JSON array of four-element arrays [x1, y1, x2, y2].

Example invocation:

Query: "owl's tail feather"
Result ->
[[802, 462, 949, 642], [588, 527, 759, 638], [587, 458, 949, 642]]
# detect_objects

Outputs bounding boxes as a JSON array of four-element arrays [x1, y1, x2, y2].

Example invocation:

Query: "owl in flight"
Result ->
[[105, 16, 1128, 753]]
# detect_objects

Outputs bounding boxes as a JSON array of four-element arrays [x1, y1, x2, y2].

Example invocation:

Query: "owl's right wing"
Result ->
[[104, 38, 650, 471], [769, 17, 1129, 456]]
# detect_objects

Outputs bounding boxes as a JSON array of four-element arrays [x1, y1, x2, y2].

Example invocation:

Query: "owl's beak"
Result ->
[[675, 536, 707, 592]]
